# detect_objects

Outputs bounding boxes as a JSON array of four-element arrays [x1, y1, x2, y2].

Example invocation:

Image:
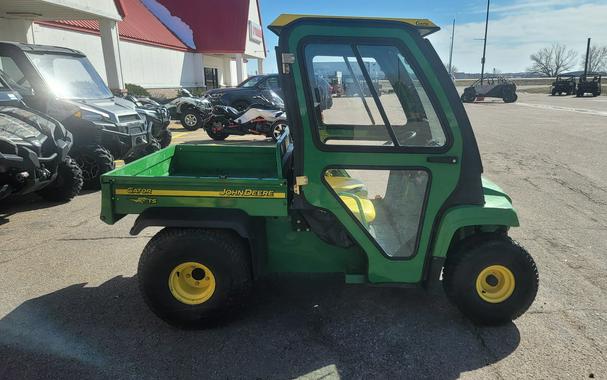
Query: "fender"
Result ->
[[130, 207, 267, 278], [431, 194, 520, 259]]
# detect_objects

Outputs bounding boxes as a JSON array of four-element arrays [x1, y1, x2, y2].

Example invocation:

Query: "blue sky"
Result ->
[[248, 0, 607, 75]]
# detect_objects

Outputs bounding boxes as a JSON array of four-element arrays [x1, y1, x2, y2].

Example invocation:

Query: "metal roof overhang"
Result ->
[[269, 14, 440, 37], [0, 0, 122, 21]]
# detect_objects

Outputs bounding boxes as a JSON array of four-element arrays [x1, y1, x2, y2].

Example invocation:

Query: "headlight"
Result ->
[[272, 94, 284, 108], [73, 108, 110, 122], [208, 92, 224, 98]]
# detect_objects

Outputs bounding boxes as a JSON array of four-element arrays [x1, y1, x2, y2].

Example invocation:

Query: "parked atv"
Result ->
[[139, 89, 212, 131], [577, 74, 602, 97], [461, 76, 518, 103], [0, 73, 82, 202], [551, 75, 577, 96], [0, 42, 157, 189], [122, 94, 172, 148], [204, 92, 288, 141]]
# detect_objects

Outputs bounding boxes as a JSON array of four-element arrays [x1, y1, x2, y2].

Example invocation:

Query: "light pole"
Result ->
[[448, 18, 456, 75], [480, 0, 490, 85]]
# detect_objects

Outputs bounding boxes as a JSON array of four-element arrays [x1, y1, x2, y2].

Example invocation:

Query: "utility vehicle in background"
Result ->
[[551, 74, 577, 96], [0, 71, 82, 201], [100, 15, 539, 328], [122, 94, 172, 148], [204, 91, 288, 141], [0, 42, 157, 189], [205, 74, 284, 111], [461, 76, 518, 103], [577, 73, 602, 97], [139, 88, 213, 131]]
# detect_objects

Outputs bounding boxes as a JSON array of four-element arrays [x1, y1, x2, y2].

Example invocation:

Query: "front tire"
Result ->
[[37, 157, 83, 202], [443, 234, 538, 325], [180, 110, 202, 131], [232, 100, 249, 112], [72, 145, 115, 190], [461, 91, 476, 103], [158, 128, 172, 148], [270, 121, 288, 141], [124, 138, 161, 164], [138, 228, 252, 327]]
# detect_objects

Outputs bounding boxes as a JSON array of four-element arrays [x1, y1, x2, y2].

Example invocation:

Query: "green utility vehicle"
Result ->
[[100, 15, 538, 327]]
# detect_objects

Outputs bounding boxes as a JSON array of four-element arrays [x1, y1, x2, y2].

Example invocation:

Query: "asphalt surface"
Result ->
[[1, 93, 606, 379]]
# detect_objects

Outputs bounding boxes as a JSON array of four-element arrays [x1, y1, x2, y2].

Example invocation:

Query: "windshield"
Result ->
[[238, 76, 263, 88], [26, 52, 113, 100]]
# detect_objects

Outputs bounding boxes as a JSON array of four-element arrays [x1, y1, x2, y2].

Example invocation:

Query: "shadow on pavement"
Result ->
[[0, 193, 79, 226], [0, 275, 520, 379]]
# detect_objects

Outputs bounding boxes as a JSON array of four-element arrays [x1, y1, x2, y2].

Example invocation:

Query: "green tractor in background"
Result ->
[[100, 14, 539, 328]]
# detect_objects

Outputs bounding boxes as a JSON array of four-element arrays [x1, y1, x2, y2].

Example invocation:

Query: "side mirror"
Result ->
[[21, 87, 35, 97]]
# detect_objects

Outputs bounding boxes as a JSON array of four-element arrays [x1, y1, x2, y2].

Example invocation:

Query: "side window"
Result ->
[[324, 168, 428, 258], [0, 56, 32, 91], [304, 43, 447, 148], [266, 76, 280, 91]]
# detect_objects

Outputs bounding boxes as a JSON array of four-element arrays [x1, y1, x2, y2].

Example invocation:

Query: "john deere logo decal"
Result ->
[[115, 188, 286, 199], [220, 189, 276, 197]]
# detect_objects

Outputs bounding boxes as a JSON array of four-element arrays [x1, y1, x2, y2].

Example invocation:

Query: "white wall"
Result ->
[[45, 0, 122, 20], [244, 0, 265, 59], [120, 42, 203, 88], [0, 19, 35, 43], [32, 24, 206, 88], [203, 54, 226, 87]]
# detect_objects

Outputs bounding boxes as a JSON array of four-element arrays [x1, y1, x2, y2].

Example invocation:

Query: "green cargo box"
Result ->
[[100, 141, 291, 225]]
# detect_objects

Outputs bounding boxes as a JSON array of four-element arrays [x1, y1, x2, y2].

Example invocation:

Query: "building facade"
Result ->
[[0, 0, 266, 92]]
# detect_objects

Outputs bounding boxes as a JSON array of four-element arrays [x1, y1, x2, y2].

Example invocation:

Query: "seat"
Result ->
[[325, 176, 366, 194], [216, 105, 244, 119], [339, 193, 376, 225]]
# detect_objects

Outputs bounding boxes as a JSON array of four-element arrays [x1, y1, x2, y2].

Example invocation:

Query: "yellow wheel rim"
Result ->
[[168, 262, 216, 305], [475, 265, 515, 303]]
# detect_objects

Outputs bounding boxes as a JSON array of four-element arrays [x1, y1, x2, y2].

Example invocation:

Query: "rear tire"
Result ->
[[37, 156, 83, 202], [443, 234, 538, 325], [138, 228, 252, 327], [72, 145, 115, 190], [206, 128, 228, 141], [180, 110, 202, 131], [503, 91, 518, 103]]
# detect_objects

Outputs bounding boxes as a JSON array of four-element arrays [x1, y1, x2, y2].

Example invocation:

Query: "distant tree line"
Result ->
[[528, 43, 607, 77]]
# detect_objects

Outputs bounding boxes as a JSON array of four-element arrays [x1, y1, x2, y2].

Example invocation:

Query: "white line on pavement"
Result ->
[[516, 102, 607, 117]]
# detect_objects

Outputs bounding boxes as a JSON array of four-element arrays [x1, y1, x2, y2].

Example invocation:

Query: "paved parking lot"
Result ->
[[1, 92, 606, 379]]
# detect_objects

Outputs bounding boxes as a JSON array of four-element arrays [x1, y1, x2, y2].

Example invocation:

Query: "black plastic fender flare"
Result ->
[[130, 207, 267, 278]]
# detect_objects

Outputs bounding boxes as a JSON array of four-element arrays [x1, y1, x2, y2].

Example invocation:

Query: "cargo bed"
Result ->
[[100, 138, 292, 224]]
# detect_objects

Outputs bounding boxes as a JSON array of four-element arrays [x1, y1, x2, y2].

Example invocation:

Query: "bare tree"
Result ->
[[581, 45, 607, 73], [443, 63, 459, 74], [528, 43, 577, 77]]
